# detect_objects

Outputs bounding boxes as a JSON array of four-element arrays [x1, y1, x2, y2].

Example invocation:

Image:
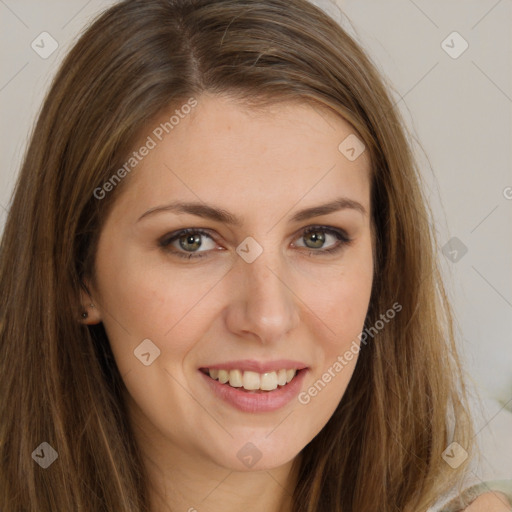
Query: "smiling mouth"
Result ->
[[200, 368, 301, 392]]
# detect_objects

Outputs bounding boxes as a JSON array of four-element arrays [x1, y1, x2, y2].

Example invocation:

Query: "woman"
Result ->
[[0, 0, 510, 510]]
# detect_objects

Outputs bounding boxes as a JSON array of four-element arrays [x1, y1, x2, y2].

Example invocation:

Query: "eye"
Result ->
[[292, 226, 352, 255], [159, 225, 352, 260], [159, 228, 217, 259]]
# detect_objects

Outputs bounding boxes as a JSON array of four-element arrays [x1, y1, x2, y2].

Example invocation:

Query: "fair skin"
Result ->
[[79, 93, 508, 512], [464, 492, 511, 511], [82, 93, 374, 511]]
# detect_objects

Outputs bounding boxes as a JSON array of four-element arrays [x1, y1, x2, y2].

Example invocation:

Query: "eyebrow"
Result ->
[[137, 196, 367, 225]]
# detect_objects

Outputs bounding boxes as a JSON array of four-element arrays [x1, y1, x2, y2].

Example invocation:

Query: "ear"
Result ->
[[79, 278, 102, 325]]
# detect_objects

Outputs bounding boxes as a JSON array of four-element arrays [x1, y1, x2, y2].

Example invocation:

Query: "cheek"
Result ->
[[308, 276, 370, 387], [298, 271, 372, 433], [93, 245, 225, 377], [299, 242, 373, 410], [310, 247, 373, 345], [95, 241, 201, 333]]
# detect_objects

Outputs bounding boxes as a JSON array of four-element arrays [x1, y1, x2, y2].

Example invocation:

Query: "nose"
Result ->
[[223, 250, 300, 344]]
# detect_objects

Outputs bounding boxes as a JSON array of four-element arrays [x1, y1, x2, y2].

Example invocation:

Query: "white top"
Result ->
[[428, 391, 512, 511]]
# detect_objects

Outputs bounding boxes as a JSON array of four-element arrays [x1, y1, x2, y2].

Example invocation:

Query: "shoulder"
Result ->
[[462, 491, 512, 511]]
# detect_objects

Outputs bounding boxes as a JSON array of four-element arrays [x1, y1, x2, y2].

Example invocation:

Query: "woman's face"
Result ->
[[83, 93, 373, 472]]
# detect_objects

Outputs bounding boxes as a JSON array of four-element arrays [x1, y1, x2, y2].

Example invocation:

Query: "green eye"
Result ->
[[303, 230, 326, 249], [159, 225, 352, 260], [159, 229, 215, 259], [178, 232, 203, 252], [295, 226, 351, 255]]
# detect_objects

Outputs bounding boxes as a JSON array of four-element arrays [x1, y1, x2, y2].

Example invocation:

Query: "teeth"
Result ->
[[243, 371, 261, 390], [260, 372, 277, 391], [286, 369, 296, 383], [229, 369, 243, 388], [206, 368, 298, 391]]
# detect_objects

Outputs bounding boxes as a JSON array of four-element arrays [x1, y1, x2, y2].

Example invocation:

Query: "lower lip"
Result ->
[[199, 369, 307, 413]]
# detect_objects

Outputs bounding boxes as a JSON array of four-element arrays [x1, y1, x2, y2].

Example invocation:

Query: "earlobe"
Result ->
[[79, 280, 102, 325], [80, 302, 101, 325]]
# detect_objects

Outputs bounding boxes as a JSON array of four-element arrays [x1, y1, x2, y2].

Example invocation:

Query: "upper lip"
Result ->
[[199, 359, 308, 373]]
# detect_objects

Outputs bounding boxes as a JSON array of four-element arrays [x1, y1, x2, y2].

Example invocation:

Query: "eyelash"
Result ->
[[159, 226, 352, 260]]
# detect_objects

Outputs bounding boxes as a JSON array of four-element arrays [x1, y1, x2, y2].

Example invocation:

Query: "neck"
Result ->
[[127, 404, 300, 512], [143, 437, 300, 512]]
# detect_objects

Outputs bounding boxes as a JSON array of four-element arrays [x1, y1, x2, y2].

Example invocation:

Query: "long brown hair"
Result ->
[[0, 0, 474, 510]]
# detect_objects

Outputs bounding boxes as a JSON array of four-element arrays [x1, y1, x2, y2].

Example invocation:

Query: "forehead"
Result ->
[[111, 93, 371, 221]]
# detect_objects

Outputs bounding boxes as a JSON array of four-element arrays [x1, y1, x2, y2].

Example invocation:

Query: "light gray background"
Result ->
[[1, 0, 511, 479]]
